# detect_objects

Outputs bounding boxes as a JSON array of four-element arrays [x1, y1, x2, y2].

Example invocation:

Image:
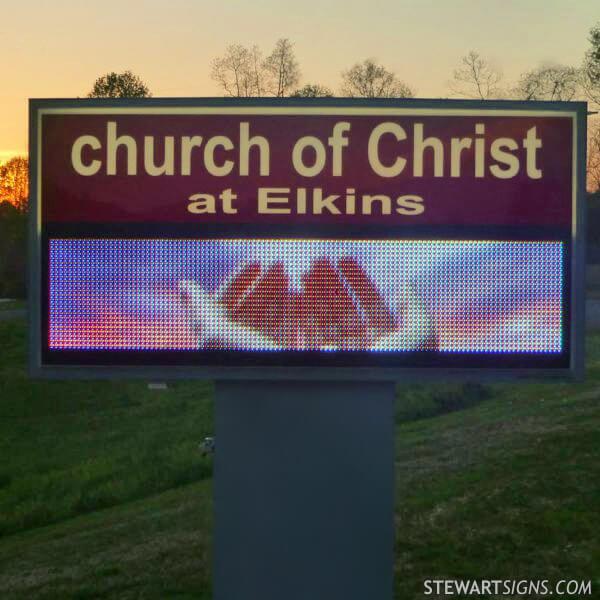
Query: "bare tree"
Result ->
[[264, 38, 300, 97], [582, 22, 600, 106], [88, 71, 151, 98], [513, 64, 581, 101], [588, 120, 600, 192], [212, 44, 262, 97], [449, 51, 504, 99], [212, 41, 299, 97], [248, 45, 269, 96], [341, 59, 414, 98]]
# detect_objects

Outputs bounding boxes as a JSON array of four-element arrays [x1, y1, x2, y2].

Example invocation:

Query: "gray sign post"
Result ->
[[214, 380, 395, 600]]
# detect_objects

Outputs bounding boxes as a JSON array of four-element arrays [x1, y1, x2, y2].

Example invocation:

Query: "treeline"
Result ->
[[0, 202, 26, 297], [1, 23, 600, 297], [0, 157, 28, 297]]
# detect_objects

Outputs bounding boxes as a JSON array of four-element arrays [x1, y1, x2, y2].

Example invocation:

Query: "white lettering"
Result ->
[[71, 135, 101, 176], [413, 123, 443, 177], [328, 122, 351, 176], [107, 121, 136, 175], [523, 126, 542, 179], [368, 122, 407, 177], [396, 194, 425, 215], [239, 123, 270, 176], [144, 136, 174, 176], [490, 138, 519, 178], [188, 193, 216, 214], [258, 188, 291, 213], [362, 194, 391, 215], [292, 136, 326, 177], [450, 138, 472, 178], [181, 136, 203, 176], [204, 136, 234, 176]]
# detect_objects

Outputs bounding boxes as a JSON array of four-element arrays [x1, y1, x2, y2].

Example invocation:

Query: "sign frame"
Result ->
[[28, 97, 587, 380]]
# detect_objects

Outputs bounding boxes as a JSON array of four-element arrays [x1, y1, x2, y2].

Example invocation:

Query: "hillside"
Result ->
[[0, 314, 598, 599]]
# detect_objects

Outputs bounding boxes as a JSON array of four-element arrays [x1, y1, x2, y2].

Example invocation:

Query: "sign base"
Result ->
[[214, 380, 395, 600]]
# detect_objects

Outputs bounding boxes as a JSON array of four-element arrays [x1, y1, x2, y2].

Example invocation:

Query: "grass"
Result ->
[[0, 315, 599, 598], [0, 318, 214, 538], [0, 299, 25, 311], [394, 376, 600, 597], [0, 482, 213, 599]]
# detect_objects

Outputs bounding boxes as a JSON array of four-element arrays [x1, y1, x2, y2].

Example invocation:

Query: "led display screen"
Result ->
[[48, 238, 564, 354], [30, 99, 585, 378]]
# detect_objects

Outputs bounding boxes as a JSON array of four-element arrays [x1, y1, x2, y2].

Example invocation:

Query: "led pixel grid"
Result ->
[[48, 239, 564, 353]]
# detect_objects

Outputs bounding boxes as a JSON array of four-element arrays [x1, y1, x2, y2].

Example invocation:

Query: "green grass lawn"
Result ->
[[0, 299, 26, 311], [0, 315, 599, 598]]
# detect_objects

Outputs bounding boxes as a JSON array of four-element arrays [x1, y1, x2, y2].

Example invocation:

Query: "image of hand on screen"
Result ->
[[178, 256, 438, 352], [48, 238, 563, 354]]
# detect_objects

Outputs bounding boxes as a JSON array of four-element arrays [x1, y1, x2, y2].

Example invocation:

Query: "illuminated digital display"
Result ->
[[30, 99, 585, 378], [48, 238, 564, 354]]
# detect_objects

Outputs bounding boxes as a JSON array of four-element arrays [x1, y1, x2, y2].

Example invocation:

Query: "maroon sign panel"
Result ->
[[41, 111, 573, 226], [30, 100, 585, 379]]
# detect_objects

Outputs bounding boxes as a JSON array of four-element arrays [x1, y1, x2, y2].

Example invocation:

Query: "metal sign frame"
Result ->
[[29, 97, 587, 380]]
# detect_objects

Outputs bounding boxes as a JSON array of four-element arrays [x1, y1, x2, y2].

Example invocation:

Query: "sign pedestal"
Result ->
[[214, 380, 395, 600]]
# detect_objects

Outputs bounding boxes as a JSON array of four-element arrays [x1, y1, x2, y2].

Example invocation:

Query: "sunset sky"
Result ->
[[1, 0, 598, 162]]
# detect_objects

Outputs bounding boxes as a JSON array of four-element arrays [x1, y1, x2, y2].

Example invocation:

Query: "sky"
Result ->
[[0, 0, 598, 161]]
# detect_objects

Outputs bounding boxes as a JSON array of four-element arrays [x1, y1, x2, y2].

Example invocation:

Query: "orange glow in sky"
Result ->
[[1, 0, 598, 159]]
